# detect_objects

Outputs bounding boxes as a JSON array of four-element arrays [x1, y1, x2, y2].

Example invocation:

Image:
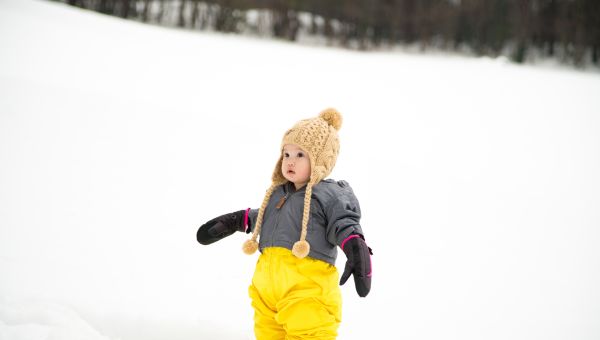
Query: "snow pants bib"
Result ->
[[248, 247, 342, 340]]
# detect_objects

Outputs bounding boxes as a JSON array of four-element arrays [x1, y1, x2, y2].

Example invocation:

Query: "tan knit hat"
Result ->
[[242, 108, 343, 258]]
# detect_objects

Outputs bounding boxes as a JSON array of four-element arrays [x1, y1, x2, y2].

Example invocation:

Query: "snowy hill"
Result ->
[[1, 0, 599, 339]]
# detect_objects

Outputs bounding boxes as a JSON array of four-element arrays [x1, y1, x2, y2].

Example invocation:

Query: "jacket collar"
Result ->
[[284, 181, 307, 194]]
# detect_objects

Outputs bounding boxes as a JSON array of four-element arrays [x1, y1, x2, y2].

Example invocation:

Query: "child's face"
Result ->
[[281, 144, 311, 190]]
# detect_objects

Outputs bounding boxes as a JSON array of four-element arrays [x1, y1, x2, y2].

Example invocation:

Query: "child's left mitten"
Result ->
[[340, 234, 373, 297], [197, 209, 249, 245]]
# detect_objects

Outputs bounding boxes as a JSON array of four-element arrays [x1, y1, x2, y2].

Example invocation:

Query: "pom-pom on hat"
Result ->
[[243, 108, 343, 258]]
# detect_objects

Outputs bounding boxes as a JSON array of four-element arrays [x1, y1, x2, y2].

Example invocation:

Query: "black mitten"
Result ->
[[340, 234, 372, 297], [197, 210, 248, 245]]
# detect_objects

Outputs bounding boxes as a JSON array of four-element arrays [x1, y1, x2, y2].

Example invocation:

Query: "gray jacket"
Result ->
[[248, 179, 363, 265]]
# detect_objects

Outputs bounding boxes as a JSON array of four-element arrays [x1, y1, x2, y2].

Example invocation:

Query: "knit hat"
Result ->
[[242, 108, 343, 258]]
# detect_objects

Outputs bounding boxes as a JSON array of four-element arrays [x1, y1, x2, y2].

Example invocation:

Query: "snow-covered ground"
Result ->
[[1, 0, 600, 339]]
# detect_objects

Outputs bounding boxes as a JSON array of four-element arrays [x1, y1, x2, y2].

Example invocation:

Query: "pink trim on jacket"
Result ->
[[341, 234, 361, 250], [244, 208, 250, 232]]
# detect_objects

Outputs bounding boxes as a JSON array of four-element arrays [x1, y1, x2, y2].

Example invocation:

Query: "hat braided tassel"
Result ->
[[292, 183, 313, 258], [243, 185, 276, 255]]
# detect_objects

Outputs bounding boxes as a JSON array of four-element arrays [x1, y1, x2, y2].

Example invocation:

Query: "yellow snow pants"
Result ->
[[248, 247, 342, 340]]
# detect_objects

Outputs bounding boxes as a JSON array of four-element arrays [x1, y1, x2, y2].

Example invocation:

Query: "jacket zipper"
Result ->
[[275, 193, 288, 209], [270, 190, 288, 245], [269, 185, 305, 245]]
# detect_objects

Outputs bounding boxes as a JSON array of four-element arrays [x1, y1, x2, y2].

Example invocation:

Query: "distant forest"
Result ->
[[54, 0, 600, 66]]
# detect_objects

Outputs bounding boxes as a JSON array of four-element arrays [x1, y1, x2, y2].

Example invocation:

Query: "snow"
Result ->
[[1, 0, 600, 339]]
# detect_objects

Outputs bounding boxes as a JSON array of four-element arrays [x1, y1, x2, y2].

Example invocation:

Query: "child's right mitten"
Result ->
[[340, 234, 373, 297], [197, 209, 249, 245]]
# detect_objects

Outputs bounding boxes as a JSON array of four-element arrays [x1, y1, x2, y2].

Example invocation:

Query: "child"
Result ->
[[197, 108, 372, 339]]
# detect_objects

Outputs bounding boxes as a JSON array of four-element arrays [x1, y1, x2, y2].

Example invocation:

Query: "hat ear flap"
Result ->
[[310, 165, 327, 184], [271, 157, 287, 185]]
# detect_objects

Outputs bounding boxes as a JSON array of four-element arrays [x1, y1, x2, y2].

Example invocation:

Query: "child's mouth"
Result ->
[[287, 170, 295, 175]]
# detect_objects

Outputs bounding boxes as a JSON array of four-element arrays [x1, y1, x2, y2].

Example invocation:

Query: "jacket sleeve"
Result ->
[[324, 181, 364, 246], [247, 208, 259, 233]]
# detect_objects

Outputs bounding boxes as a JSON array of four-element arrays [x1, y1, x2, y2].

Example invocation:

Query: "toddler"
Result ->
[[197, 108, 372, 339]]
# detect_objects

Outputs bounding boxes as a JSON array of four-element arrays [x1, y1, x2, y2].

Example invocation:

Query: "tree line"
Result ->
[[54, 0, 600, 66]]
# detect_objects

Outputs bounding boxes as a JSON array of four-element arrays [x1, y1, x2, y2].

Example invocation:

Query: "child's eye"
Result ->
[[298, 153, 304, 157], [284, 153, 289, 158]]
